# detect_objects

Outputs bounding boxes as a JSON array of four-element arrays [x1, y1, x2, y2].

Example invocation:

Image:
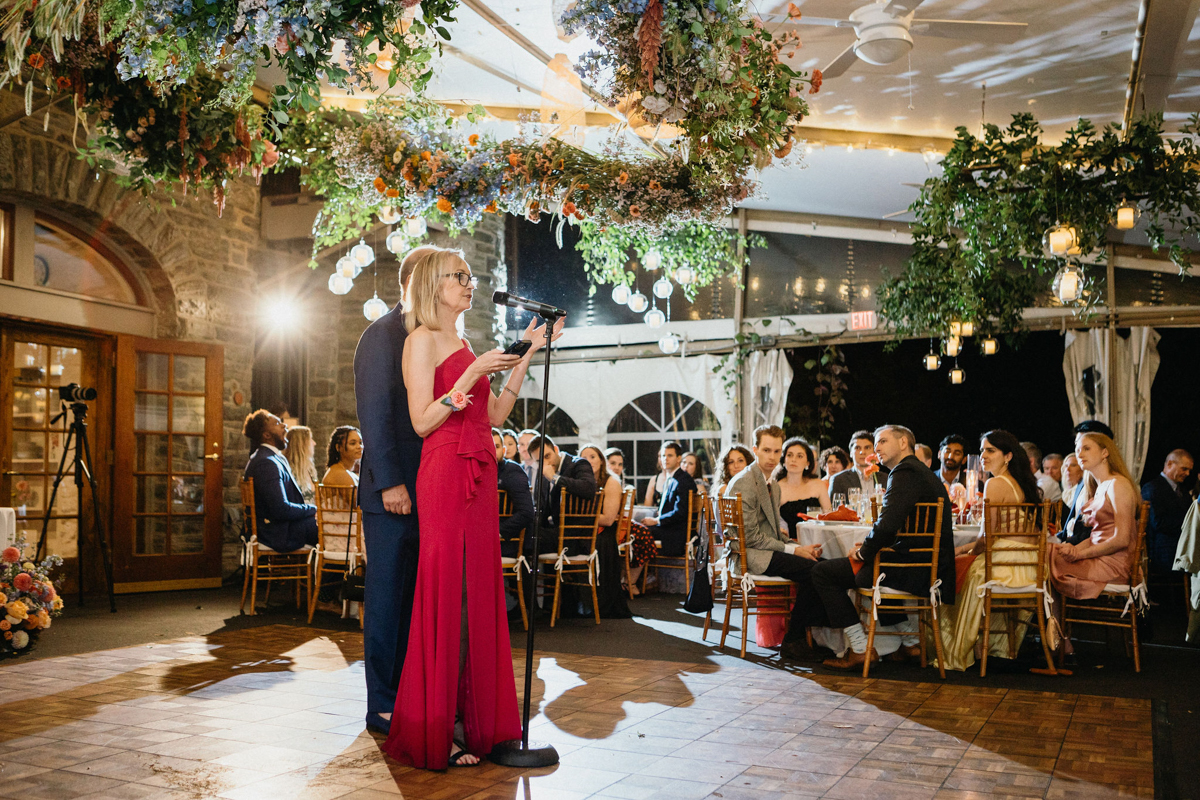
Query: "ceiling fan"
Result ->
[[762, 0, 1028, 79]]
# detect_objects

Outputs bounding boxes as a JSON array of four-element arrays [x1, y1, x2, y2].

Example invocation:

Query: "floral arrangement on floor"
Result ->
[[560, 0, 818, 169], [0, 535, 63, 658], [877, 113, 1200, 343]]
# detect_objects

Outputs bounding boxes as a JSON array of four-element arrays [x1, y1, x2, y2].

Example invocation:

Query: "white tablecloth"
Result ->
[[793, 521, 979, 656]]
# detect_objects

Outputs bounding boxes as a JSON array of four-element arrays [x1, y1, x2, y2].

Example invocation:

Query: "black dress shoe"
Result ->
[[781, 639, 835, 662], [365, 712, 391, 735]]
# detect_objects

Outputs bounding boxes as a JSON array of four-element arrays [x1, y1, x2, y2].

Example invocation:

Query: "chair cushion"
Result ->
[[984, 584, 1041, 595], [1102, 584, 1132, 594], [538, 553, 592, 564], [256, 544, 313, 555], [743, 573, 792, 586], [859, 586, 918, 599], [500, 557, 518, 567]]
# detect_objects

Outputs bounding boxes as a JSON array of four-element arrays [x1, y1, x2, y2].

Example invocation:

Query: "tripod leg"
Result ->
[[78, 428, 117, 612], [38, 425, 75, 564]]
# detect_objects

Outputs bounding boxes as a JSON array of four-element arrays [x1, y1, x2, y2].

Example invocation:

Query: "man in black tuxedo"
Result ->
[[811, 424, 955, 671], [352, 253, 423, 735], [642, 440, 698, 557], [493, 428, 535, 558], [1142, 449, 1194, 575], [526, 435, 598, 554], [241, 410, 318, 552]]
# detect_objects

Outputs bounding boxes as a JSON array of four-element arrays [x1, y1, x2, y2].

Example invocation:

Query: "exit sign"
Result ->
[[849, 310, 877, 331]]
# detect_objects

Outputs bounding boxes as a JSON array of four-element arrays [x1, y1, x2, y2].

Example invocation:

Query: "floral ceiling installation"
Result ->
[[878, 113, 1200, 343]]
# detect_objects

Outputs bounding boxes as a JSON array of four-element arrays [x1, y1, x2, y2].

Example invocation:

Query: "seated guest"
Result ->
[[517, 428, 539, 484], [1022, 441, 1059, 502], [641, 441, 697, 558], [501, 428, 521, 462], [830, 429, 887, 498], [915, 443, 934, 469], [605, 447, 626, 484], [322, 425, 363, 487], [1142, 449, 1194, 576], [1051, 432, 1140, 650], [1062, 453, 1083, 503], [811, 425, 955, 670], [716, 444, 754, 498], [681, 451, 710, 495], [725, 425, 829, 661], [776, 437, 831, 538], [493, 428, 534, 559], [526, 435, 597, 553], [644, 447, 672, 507], [818, 446, 851, 490], [580, 445, 635, 618], [938, 429, 1041, 671], [936, 434, 969, 488], [242, 409, 318, 552], [1058, 420, 1115, 544], [283, 425, 318, 504]]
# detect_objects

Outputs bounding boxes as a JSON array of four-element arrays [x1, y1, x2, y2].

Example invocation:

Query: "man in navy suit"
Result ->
[[1142, 449, 1194, 575], [642, 440, 698, 557], [241, 410, 318, 552], [353, 254, 424, 736]]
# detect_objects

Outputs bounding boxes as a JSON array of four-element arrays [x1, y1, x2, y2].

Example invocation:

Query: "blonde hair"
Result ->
[[402, 245, 467, 332], [283, 425, 317, 495], [1076, 432, 1134, 501]]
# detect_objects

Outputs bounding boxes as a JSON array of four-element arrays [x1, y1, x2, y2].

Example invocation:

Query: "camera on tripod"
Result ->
[[57, 383, 97, 403]]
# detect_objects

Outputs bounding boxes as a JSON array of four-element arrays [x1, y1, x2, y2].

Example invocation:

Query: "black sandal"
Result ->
[[448, 740, 479, 767]]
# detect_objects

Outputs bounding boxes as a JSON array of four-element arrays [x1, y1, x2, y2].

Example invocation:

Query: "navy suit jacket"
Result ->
[[858, 455, 956, 604], [657, 467, 698, 536], [354, 304, 424, 514], [498, 458, 535, 544], [243, 447, 317, 552], [539, 453, 599, 526], [1142, 475, 1191, 571]]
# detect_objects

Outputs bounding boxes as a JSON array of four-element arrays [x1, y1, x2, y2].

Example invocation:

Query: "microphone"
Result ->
[[492, 291, 566, 318]]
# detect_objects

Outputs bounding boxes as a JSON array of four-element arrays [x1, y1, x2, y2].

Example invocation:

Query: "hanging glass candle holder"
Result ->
[[642, 250, 662, 271], [1043, 223, 1080, 256], [658, 332, 681, 354], [1053, 264, 1084, 304], [350, 238, 375, 267], [652, 277, 673, 299], [981, 337, 998, 355], [611, 284, 632, 305], [386, 229, 408, 256], [944, 336, 962, 357], [924, 352, 941, 371], [378, 206, 402, 225], [627, 291, 649, 314], [328, 272, 353, 295], [404, 217, 428, 237], [674, 265, 695, 286], [363, 294, 389, 321], [1115, 201, 1139, 230], [337, 255, 361, 280], [644, 307, 666, 329], [949, 365, 966, 384]]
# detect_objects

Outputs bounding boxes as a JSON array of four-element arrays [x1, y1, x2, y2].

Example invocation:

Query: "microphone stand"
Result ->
[[490, 309, 564, 768]]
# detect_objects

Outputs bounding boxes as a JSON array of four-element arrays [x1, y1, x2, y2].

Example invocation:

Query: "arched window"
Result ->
[[607, 391, 722, 498], [31, 217, 141, 305], [505, 398, 580, 451]]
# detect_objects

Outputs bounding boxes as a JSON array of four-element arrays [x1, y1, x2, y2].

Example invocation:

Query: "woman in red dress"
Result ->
[[383, 245, 562, 769]]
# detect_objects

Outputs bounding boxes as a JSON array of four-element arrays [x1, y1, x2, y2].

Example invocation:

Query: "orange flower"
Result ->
[[420, 150, 432, 161], [386, 188, 399, 198], [437, 197, 452, 213], [484, 201, 498, 213], [55, 75, 72, 91], [775, 140, 793, 158], [787, 2, 801, 17], [648, 180, 662, 192], [628, 204, 641, 218], [0, 620, 9, 631], [373, 176, 386, 193], [561, 201, 577, 217], [468, 134, 480, 146], [27, 53, 45, 70], [617, 172, 629, 185], [507, 153, 522, 167], [809, 68, 823, 94]]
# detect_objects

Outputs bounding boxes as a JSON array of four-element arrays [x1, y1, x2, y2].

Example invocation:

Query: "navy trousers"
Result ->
[[362, 510, 420, 715]]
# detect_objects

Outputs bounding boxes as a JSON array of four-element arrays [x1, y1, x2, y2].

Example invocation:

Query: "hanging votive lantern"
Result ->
[[948, 321, 962, 337], [386, 229, 408, 255], [924, 353, 941, 371], [658, 332, 681, 354], [328, 272, 354, 295], [1115, 201, 1139, 230], [337, 255, 362, 280], [627, 290, 649, 314], [350, 238, 375, 268], [644, 307, 666, 329], [611, 284, 632, 305], [404, 217, 428, 237], [944, 336, 962, 357], [378, 205, 402, 225], [652, 277, 673, 299], [674, 265, 695, 286], [981, 337, 998, 355], [1044, 223, 1080, 256], [949, 366, 966, 384], [642, 250, 662, 271], [1053, 264, 1084, 304], [363, 293, 389, 321], [960, 321, 975, 337]]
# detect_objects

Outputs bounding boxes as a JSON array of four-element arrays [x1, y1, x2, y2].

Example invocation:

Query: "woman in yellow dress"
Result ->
[[935, 430, 1043, 671]]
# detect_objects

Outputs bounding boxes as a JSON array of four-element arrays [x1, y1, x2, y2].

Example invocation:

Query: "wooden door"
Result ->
[[112, 336, 224, 591], [0, 325, 111, 596]]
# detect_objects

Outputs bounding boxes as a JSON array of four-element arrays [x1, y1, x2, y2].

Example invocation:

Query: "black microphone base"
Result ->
[[489, 739, 560, 767]]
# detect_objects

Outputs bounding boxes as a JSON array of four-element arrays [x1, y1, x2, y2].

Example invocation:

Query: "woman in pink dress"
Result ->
[[383, 245, 562, 769], [1049, 431, 1139, 600]]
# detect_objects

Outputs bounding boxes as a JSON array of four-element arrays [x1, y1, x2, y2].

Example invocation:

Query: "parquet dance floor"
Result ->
[[0, 625, 1152, 799]]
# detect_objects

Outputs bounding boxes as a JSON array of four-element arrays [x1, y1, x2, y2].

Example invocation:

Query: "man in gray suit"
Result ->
[[829, 429, 886, 499], [725, 424, 832, 661]]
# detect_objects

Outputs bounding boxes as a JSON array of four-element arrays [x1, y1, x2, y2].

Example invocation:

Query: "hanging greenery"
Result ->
[[878, 113, 1200, 342]]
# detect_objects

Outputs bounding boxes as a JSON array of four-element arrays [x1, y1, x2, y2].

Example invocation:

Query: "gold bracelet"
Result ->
[[503, 385, 519, 398]]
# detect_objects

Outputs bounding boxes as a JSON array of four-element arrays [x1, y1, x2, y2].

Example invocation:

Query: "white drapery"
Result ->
[[1062, 327, 1160, 479], [745, 349, 794, 434]]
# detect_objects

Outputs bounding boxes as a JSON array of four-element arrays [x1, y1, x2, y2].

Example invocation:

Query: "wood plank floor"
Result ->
[[0, 625, 1153, 799]]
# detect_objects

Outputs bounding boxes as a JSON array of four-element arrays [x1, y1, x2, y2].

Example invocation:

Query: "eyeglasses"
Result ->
[[442, 272, 479, 288]]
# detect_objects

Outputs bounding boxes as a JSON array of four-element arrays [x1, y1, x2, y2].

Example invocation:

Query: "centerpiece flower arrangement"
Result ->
[[0, 535, 63, 658], [561, 0, 819, 169]]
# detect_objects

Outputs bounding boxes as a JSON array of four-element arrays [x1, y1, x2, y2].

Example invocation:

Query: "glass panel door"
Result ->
[[113, 337, 224, 588]]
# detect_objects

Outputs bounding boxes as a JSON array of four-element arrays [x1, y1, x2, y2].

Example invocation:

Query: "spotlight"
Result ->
[[262, 296, 301, 330]]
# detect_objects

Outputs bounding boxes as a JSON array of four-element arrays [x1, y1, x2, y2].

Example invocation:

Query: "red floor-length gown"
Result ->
[[382, 343, 521, 769]]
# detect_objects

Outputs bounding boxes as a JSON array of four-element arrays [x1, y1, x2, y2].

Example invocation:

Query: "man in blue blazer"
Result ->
[[241, 410, 318, 552], [353, 256, 424, 736], [642, 440, 698, 557]]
